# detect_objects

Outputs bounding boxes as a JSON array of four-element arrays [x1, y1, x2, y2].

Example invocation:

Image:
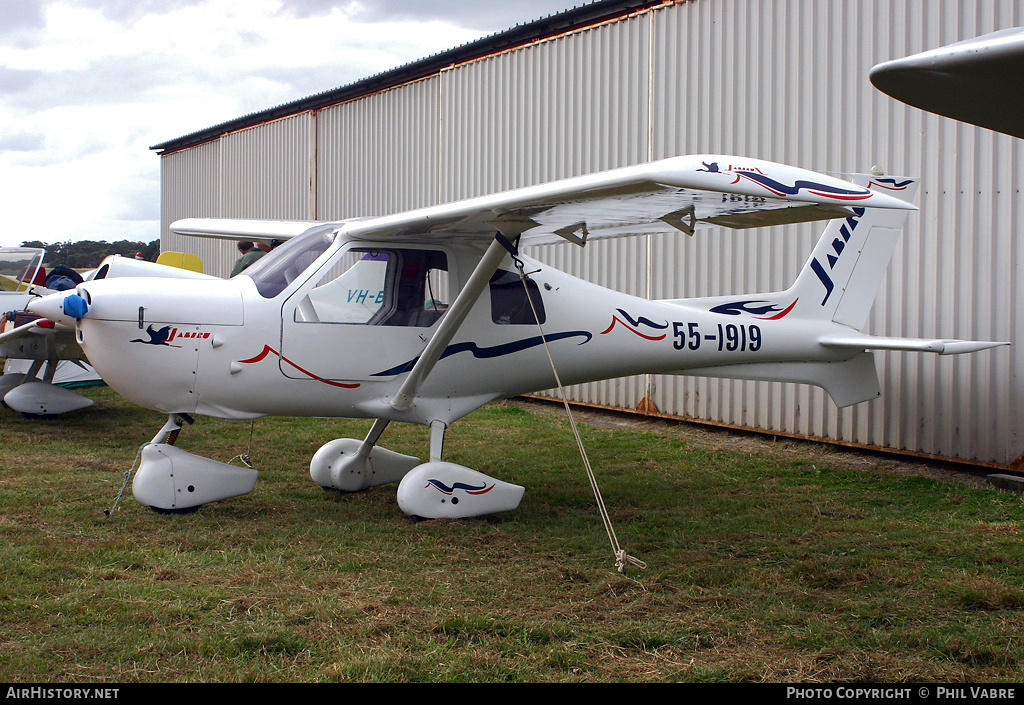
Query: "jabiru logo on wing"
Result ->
[[697, 162, 876, 201]]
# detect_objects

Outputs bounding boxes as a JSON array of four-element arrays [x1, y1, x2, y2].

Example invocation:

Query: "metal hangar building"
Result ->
[[151, 0, 1024, 469]]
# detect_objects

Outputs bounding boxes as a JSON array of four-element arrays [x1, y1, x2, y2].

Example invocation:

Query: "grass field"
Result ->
[[2, 385, 1024, 682]]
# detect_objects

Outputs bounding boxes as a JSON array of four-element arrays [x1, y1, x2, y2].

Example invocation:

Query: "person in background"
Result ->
[[231, 241, 264, 276]]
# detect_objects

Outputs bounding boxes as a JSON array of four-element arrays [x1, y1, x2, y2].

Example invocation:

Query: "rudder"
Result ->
[[785, 173, 919, 329]]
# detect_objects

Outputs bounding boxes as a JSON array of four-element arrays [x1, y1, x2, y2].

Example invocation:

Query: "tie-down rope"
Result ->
[[508, 248, 645, 574]]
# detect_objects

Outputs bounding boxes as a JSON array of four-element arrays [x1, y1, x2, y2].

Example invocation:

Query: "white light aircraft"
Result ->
[[28, 155, 1008, 519], [0, 248, 207, 416], [0, 246, 99, 416]]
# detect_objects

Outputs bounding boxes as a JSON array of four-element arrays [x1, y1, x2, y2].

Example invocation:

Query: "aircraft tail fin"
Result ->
[[663, 173, 1007, 406], [782, 173, 919, 329], [668, 172, 920, 329]]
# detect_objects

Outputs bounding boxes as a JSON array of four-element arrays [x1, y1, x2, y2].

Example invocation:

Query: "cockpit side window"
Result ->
[[293, 247, 449, 327], [381, 249, 449, 327], [294, 250, 394, 324], [490, 269, 545, 324]]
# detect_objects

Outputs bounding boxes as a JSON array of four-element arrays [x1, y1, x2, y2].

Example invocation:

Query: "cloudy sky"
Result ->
[[0, 0, 587, 248]]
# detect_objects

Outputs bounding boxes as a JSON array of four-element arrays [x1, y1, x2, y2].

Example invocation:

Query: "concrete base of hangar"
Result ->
[[986, 474, 1024, 493]]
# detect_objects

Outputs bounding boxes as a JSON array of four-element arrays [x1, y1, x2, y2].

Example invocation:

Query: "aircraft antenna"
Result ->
[[509, 252, 646, 575]]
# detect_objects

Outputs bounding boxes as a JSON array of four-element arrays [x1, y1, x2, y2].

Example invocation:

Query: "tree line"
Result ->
[[20, 239, 161, 270]]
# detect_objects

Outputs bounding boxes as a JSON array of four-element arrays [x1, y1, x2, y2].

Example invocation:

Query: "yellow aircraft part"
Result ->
[[0, 274, 33, 292], [156, 251, 203, 273]]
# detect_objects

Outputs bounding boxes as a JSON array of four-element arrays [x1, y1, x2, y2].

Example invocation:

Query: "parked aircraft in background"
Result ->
[[0, 248, 206, 416]]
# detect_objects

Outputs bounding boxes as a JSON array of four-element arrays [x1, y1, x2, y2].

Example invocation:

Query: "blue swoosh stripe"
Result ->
[[709, 300, 781, 316], [427, 479, 489, 494], [372, 330, 593, 377], [737, 173, 870, 198]]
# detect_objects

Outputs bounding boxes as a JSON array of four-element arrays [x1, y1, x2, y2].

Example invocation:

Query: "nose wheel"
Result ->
[[130, 414, 259, 513]]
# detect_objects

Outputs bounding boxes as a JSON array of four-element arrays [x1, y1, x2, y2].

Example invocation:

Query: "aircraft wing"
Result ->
[[0, 316, 73, 345], [338, 154, 917, 246], [870, 28, 1024, 139], [171, 218, 330, 241], [0, 316, 80, 364], [171, 155, 916, 250], [0, 319, 48, 346]]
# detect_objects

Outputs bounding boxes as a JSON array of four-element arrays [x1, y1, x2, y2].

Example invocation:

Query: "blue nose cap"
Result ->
[[63, 294, 89, 320]]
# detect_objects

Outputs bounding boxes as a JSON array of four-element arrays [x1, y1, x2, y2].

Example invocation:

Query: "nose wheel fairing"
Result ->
[[133, 443, 258, 512], [129, 415, 258, 513]]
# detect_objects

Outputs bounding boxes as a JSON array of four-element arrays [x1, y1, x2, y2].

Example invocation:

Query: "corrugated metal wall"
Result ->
[[317, 77, 441, 217], [159, 140, 234, 272], [219, 113, 315, 220], [159, 0, 1024, 466], [637, 0, 1022, 465]]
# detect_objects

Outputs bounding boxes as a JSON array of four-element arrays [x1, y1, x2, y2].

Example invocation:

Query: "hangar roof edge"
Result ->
[[150, 0, 668, 155]]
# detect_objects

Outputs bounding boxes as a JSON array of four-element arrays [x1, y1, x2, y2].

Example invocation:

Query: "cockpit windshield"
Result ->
[[0, 248, 45, 291], [242, 227, 337, 298]]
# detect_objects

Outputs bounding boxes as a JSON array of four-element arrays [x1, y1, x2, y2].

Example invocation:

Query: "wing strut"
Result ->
[[389, 235, 512, 412]]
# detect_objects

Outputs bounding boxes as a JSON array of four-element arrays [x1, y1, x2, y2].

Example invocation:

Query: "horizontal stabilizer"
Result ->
[[677, 352, 881, 407], [819, 334, 1009, 356]]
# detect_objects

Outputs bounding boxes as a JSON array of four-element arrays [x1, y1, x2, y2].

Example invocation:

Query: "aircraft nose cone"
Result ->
[[27, 290, 87, 327], [63, 293, 89, 318]]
